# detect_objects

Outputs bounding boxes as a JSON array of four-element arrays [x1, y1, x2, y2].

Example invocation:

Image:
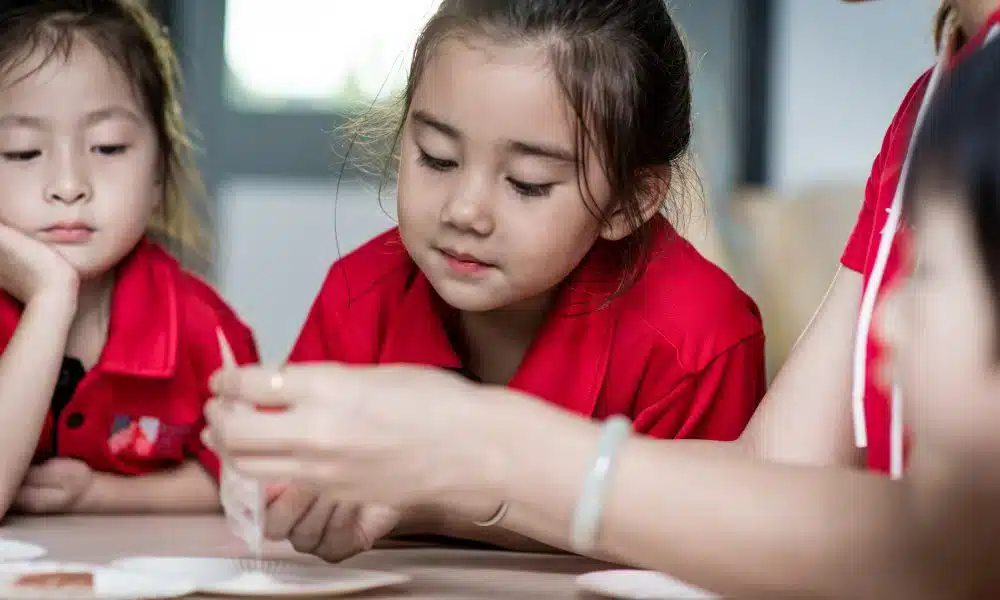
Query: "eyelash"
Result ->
[[416, 147, 555, 198], [1, 145, 130, 162], [2, 150, 39, 161], [94, 144, 129, 156], [417, 148, 456, 172]]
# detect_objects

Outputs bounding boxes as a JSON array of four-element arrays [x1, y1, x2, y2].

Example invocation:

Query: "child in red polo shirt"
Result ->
[[0, 1, 257, 520], [268, 0, 765, 556]]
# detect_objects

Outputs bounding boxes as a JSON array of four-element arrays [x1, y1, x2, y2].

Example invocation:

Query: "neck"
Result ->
[[77, 274, 114, 317], [66, 271, 116, 367], [953, 0, 1000, 37], [454, 293, 554, 385]]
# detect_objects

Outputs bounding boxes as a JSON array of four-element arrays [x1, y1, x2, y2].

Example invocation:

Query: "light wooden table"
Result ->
[[1, 515, 618, 599]]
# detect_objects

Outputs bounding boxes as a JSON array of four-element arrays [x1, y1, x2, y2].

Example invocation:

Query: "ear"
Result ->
[[599, 166, 671, 241]]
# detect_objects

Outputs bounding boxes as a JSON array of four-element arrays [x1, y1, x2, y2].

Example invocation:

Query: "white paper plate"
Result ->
[[0, 561, 196, 599], [111, 556, 410, 597], [0, 539, 46, 561], [576, 569, 719, 599]]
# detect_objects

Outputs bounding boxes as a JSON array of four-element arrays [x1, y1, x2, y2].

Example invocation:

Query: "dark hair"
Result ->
[[348, 0, 695, 292], [905, 37, 1000, 314], [0, 0, 206, 259]]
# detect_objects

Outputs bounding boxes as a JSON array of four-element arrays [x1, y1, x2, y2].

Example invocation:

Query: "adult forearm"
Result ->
[[463, 391, 917, 600]]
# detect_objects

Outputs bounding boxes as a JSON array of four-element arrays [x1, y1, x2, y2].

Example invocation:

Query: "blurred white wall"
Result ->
[[217, 179, 396, 361], [769, 0, 937, 192]]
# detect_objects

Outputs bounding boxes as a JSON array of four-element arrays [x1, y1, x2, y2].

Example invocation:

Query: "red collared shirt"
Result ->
[[290, 216, 766, 440], [841, 8, 1000, 474], [0, 239, 258, 479]]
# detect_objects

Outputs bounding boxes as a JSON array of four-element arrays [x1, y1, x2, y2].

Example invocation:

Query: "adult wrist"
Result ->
[[570, 415, 632, 554]]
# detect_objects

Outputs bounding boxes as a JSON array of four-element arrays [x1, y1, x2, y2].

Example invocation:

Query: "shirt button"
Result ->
[[66, 413, 85, 429]]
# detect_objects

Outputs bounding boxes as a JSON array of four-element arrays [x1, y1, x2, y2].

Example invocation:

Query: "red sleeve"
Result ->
[[841, 71, 933, 272], [632, 334, 767, 441], [840, 154, 883, 272], [287, 266, 348, 364], [188, 309, 260, 481]]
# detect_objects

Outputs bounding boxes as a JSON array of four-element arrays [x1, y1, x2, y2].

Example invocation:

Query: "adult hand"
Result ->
[[204, 363, 509, 507], [265, 485, 400, 561]]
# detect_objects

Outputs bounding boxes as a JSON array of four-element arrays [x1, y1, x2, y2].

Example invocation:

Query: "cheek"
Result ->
[[0, 170, 39, 226], [505, 195, 599, 272], [396, 152, 440, 225], [100, 150, 159, 207], [92, 161, 159, 255], [904, 298, 995, 447]]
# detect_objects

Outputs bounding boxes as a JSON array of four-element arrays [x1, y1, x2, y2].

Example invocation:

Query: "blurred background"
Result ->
[[150, 0, 935, 374]]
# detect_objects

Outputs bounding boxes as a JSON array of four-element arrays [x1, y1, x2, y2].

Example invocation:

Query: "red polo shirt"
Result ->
[[290, 216, 766, 440], [0, 239, 258, 479], [841, 9, 1000, 474]]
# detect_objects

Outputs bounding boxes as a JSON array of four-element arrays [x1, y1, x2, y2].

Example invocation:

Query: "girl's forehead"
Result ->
[[0, 35, 142, 116], [411, 39, 577, 141]]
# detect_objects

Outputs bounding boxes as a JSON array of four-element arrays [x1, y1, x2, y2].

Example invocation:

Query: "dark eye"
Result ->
[[417, 148, 457, 172], [507, 178, 554, 198], [93, 144, 128, 156], [2, 150, 40, 161]]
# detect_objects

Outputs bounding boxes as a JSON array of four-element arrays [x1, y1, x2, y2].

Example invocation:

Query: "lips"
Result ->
[[439, 247, 493, 275], [40, 222, 95, 243], [441, 249, 489, 265]]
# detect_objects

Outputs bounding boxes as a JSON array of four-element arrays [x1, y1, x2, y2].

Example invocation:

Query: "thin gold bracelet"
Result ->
[[473, 501, 510, 527]]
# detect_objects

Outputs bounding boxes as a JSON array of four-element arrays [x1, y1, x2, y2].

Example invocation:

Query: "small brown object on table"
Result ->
[[13, 571, 94, 589]]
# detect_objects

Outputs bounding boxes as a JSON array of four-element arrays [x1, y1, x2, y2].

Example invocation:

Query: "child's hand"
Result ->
[[13, 458, 92, 514], [0, 223, 78, 305], [265, 485, 400, 562]]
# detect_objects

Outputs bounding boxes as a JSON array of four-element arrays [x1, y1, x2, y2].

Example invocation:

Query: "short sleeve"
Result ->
[[840, 156, 883, 272], [841, 71, 933, 273], [631, 333, 767, 441], [287, 266, 348, 364]]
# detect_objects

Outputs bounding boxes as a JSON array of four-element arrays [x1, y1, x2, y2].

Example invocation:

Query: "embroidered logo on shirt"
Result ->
[[109, 415, 191, 458]]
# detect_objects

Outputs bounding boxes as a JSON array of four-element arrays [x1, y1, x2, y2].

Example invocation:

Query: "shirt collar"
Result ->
[[0, 239, 181, 378], [99, 238, 179, 378], [378, 222, 648, 415]]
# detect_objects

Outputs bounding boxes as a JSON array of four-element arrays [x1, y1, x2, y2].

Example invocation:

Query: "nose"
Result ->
[[439, 173, 494, 236], [45, 150, 92, 205]]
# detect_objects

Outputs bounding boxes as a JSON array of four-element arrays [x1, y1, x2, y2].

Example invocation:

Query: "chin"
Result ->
[[431, 280, 510, 313], [58, 252, 118, 282]]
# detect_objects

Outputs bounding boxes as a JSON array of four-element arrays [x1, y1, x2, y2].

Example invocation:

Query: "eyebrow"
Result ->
[[411, 109, 577, 164], [0, 106, 142, 129]]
